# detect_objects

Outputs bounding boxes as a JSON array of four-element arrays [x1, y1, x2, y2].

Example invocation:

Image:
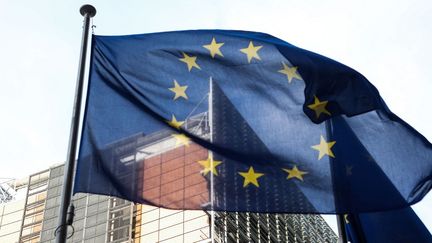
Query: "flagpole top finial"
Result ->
[[80, 4, 96, 17]]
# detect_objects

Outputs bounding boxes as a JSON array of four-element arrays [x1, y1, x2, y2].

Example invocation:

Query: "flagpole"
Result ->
[[337, 214, 348, 243], [208, 77, 215, 243], [55, 5, 96, 243], [325, 119, 348, 243]]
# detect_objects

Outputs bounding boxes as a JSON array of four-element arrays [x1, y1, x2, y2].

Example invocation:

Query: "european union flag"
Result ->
[[74, 30, 432, 214], [345, 207, 432, 243]]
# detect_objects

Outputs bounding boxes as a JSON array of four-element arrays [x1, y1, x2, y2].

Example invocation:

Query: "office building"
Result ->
[[1, 165, 337, 243], [0, 113, 337, 242]]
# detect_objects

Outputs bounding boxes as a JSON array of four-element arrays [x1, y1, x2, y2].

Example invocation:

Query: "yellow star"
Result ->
[[238, 166, 264, 188], [179, 52, 201, 71], [172, 133, 190, 147], [203, 37, 224, 58], [278, 62, 302, 83], [307, 96, 331, 118], [311, 135, 336, 160], [282, 165, 308, 181], [167, 115, 184, 130], [198, 153, 222, 176], [169, 80, 188, 100], [240, 41, 262, 63]]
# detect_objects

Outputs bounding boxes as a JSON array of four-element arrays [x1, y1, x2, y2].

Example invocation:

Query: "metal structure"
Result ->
[[18, 170, 50, 243], [0, 179, 16, 204], [56, 4, 96, 243]]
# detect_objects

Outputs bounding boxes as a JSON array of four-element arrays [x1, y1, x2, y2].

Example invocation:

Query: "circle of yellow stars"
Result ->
[[164, 36, 338, 189]]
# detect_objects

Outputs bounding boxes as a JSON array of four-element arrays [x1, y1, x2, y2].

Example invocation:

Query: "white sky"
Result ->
[[0, 0, 431, 234]]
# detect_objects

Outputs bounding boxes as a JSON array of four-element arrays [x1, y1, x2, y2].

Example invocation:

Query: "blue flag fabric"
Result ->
[[74, 30, 432, 214], [345, 207, 432, 243]]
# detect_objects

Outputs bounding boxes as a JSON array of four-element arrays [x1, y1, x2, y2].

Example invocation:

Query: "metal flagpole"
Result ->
[[55, 5, 96, 243], [324, 119, 348, 243], [337, 214, 348, 243], [208, 77, 215, 243]]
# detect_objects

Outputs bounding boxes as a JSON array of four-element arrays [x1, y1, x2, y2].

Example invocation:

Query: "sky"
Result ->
[[0, 0, 431, 234]]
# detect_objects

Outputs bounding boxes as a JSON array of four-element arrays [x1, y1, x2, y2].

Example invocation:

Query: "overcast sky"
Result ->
[[0, 0, 431, 233]]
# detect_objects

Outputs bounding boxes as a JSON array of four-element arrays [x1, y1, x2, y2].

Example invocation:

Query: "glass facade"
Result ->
[[212, 212, 337, 242], [0, 198, 25, 242], [139, 205, 209, 242], [0, 164, 337, 243], [19, 170, 49, 243], [0, 114, 337, 242]]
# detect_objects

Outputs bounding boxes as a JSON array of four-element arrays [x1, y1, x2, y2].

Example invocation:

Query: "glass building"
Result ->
[[1, 141, 337, 242], [0, 114, 337, 243], [0, 164, 337, 243]]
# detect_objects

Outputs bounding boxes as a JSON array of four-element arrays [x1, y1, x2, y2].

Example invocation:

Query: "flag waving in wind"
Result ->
[[345, 207, 432, 243], [74, 30, 432, 214]]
